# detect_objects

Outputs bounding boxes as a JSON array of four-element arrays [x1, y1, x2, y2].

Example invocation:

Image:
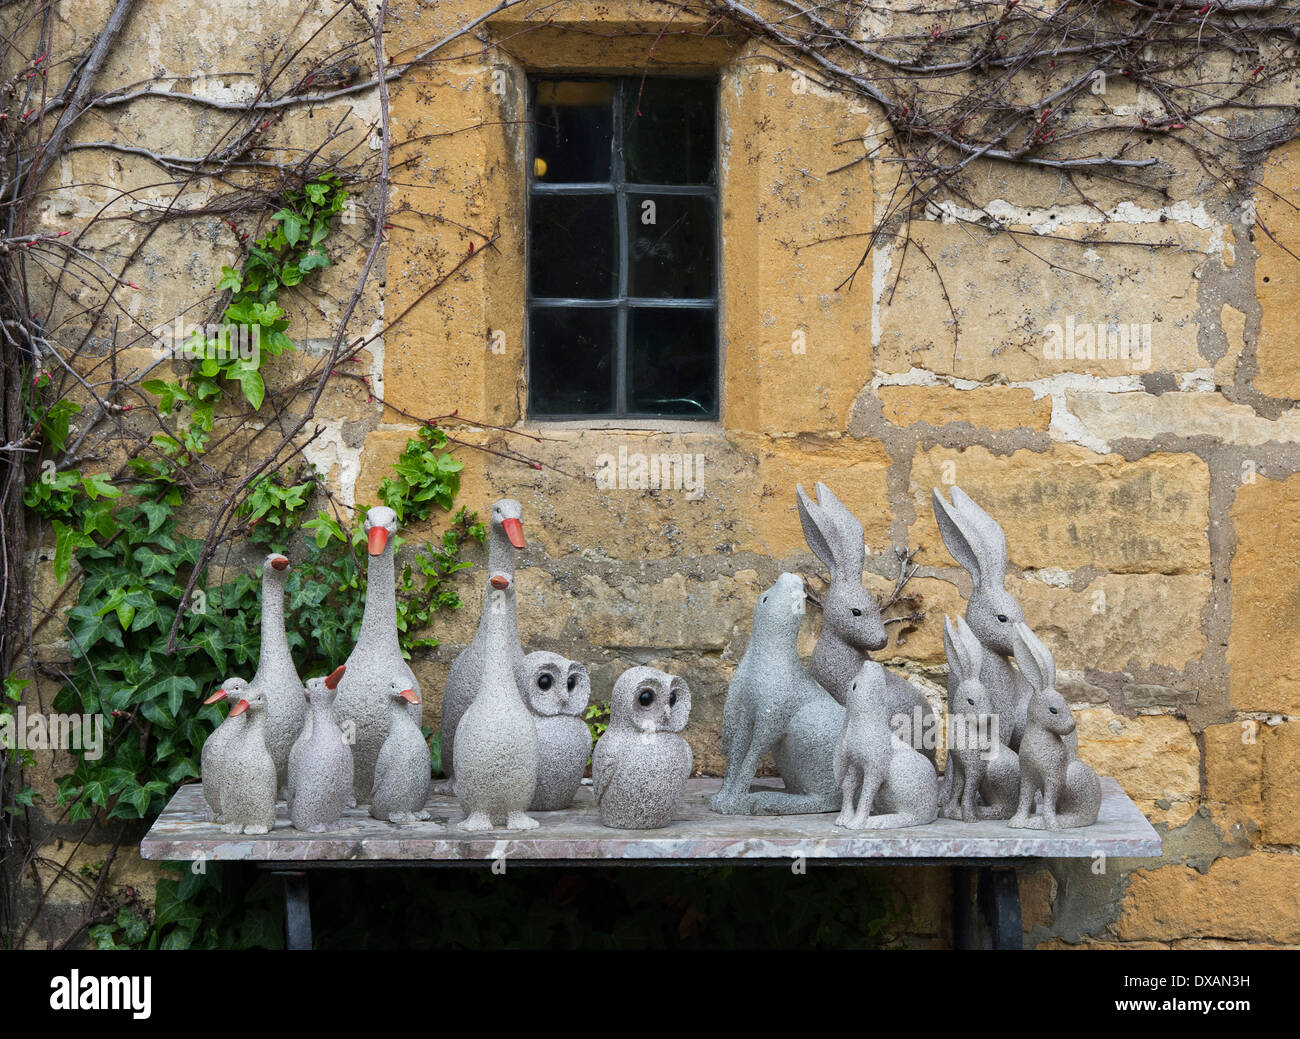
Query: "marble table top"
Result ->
[[140, 776, 1160, 864]]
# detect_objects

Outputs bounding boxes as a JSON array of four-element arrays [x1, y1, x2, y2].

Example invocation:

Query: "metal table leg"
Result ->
[[954, 865, 1022, 949], [281, 870, 312, 950]]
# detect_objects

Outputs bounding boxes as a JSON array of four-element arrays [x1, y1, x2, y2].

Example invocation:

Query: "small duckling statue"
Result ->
[[521, 651, 592, 811], [201, 677, 251, 823], [219, 686, 277, 835], [371, 679, 435, 825], [289, 666, 353, 832]]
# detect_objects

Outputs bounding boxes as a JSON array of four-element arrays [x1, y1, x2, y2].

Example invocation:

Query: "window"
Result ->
[[527, 77, 718, 420]]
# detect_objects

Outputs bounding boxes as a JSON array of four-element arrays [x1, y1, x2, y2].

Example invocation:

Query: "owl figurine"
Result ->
[[592, 667, 692, 829], [521, 651, 593, 811]]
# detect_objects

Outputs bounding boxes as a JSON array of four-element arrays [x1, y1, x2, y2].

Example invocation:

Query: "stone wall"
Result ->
[[13, 0, 1300, 948]]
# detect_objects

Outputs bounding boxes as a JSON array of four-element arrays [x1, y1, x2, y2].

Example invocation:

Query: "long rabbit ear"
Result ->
[[954, 616, 984, 675], [950, 486, 1007, 586], [1011, 622, 1055, 693], [933, 487, 985, 587], [942, 617, 965, 682], [797, 483, 837, 575], [814, 483, 865, 579]]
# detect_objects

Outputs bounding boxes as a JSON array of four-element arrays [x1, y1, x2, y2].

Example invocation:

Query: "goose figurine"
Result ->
[[371, 679, 435, 824], [435, 499, 527, 795], [249, 553, 308, 798], [219, 686, 277, 835], [333, 506, 420, 803], [200, 677, 251, 823], [288, 665, 353, 832], [453, 573, 539, 831]]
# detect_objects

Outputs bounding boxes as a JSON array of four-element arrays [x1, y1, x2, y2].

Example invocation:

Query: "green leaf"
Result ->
[[281, 212, 304, 246], [52, 520, 94, 585], [231, 368, 265, 410], [217, 265, 244, 293], [279, 264, 303, 287]]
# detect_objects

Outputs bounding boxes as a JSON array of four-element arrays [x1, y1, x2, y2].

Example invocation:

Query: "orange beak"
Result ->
[[490, 574, 509, 590], [367, 525, 389, 556], [204, 688, 228, 705], [270, 556, 289, 571], [324, 664, 346, 690], [502, 517, 525, 549], [399, 687, 420, 705], [228, 699, 251, 718]]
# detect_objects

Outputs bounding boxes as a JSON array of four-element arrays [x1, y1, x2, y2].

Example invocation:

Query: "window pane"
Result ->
[[627, 194, 714, 299], [623, 79, 715, 185], [533, 80, 614, 183], [627, 307, 716, 416], [529, 307, 616, 415], [529, 194, 616, 299]]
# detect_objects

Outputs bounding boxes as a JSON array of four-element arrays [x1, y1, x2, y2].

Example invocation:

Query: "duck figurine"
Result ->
[[371, 679, 435, 824], [453, 573, 539, 831], [249, 553, 308, 798], [333, 506, 420, 804], [435, 499, 527, 794], [288, 665, 353, 832], [200, 676, 251, 823], [219, 686, 277, 835]]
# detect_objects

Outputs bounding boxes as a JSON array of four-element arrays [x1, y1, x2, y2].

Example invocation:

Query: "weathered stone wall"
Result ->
[[14, 0, 1300, 948]]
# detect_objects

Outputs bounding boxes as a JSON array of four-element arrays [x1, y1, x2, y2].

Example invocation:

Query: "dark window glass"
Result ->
[[627, 194, 714, 299], [529, 307, 616, 416], [628, 307, 716, 417], [533, 81, 614, 183], [529, 194, 616, 299], [623, 79, 716, 185]]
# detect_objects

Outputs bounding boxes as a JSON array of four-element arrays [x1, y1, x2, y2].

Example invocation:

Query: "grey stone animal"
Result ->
[[200, 677, 251, 822], [522, 651, 592, 811], [1008, 623, 1100, 830], [939, 617, 1019, 821], [592, 667, 692, 829], [288, 666, 352, 832], [371, 679, 435, 824], [798, 483, 935, 761], [453, 574, 539, 831], [833, 661, 939, 829], [436, 499, 527, 795], [219, 685, 277, 835], [334, 506, 421, 803], [249, 553, 308, 798], [710, 572, 844, 816]]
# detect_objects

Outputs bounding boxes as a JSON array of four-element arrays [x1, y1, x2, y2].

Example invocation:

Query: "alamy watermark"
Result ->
[[1, 708, 104, 759], [1043, 315, 1152, 371], [151, 316, 260, 363], [594, 445, 705, 500]]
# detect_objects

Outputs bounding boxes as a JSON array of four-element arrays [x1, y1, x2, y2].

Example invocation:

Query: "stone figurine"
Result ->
[[798, 483, 935, 761], [453, 574, 539, 831], [333, 506, 421, 803], [1008, 623, 1101, 830], [592, 667, 692, 829], [219, 686, 277, 835], [522, 651, 592, 811], [436, 499, 527, 795], [833, 661, 938, 829], [940, 616, 1019, 821], [200, 677, 251, 823], [288, 666, 352, 832], [249, 553, 308, 798], [710, 572, 844, 816], [371, 679, 435, 825]]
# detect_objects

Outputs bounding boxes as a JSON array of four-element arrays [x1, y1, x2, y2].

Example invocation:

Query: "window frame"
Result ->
[[525, 74, 721, 422]]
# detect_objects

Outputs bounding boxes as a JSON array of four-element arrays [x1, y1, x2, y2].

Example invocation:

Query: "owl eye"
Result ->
[[537, 673, 553, 690], [566, 674, 577, 692], [997, 614, 1008, 623], [851, 608, 862, 617], [638, 688, 654, 707], [669, 690, 677, 707]]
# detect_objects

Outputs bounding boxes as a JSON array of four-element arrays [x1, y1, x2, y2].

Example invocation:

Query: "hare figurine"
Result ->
[[833, 661, 938, 829], [798, 483, 935, 761], [1007, 623, 1100, 830], [940, 617, 1019, 821]]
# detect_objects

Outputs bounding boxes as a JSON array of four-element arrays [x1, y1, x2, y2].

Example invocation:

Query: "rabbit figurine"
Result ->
[[1008, 623, 1100, 830], [797, 483, 935, 761], [833, 661, 939, 829], [521, 651, 593, 811], [940, 616, 1019, 821], [288, 666, 353, 832]]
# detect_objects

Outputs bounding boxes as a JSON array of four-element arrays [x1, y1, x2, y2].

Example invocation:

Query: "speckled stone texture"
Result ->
[[219, 687, 277, 835], [333, 507, 421, 803], [371, 679, 435, 825], [941, 617, 1019, 821], [453, 574, 538, 831], [593, 667, 692, 829], [200, 677, 250, 822], [437, 499, 527, 796], [250, 554, 308, 796], [289, 667, 353, 833], [522, 651, 592, 811], [833, 661, 939, 829], [711, 572, 844, 816], [799, 483, 935, 759], [1009, 623, 1101, 830]]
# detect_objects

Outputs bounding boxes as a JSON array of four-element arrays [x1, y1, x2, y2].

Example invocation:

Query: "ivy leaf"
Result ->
[[133, 544, 173, 577], [140, 500, 170, 535], [280, 211, 304, 246], [231, 368, 265, 410], [52, 520, 95, 585], [217, 265, 243, 293], [298, 248, 330, 272], [279, 264, 303, 287]]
